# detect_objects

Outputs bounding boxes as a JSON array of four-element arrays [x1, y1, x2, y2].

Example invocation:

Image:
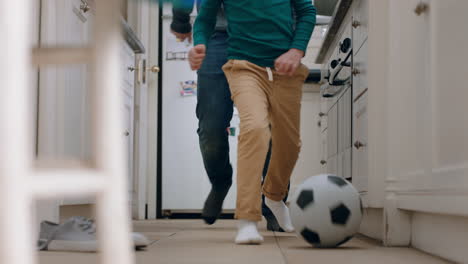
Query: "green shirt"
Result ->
[[193, 0, 316, 67]]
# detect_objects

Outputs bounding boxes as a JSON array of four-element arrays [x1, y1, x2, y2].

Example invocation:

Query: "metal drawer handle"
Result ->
[[319, 112, 327, 117], [352, 20, 361, 28], [354, 141, 366, 149], [318, 120, 322, 127], [320, 160, 327, 165], [414, 2, 429, 16], [352, 68, 361, 76], [80, 0, 90, 13]]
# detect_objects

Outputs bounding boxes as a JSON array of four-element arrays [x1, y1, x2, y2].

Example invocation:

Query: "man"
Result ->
[[171, 0, 285, 231], [191, 0, 316, 244]]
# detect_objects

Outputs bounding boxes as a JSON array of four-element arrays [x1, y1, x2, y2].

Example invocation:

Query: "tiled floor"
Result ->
[[39, 220, 451, 264]]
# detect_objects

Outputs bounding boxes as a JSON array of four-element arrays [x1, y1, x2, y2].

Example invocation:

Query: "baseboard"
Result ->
[[359, 208, 384, 241], [411, 212, 468, 263]]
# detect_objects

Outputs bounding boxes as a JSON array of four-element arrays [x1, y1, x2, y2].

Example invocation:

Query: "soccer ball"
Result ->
[[289, 174, 363, 248]]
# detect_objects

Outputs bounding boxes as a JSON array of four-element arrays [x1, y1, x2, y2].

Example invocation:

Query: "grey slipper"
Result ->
[[38, 216, 149, 252]]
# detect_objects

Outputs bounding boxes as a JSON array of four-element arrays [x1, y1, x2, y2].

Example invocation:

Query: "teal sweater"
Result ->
[[193, 0, 316, 68]]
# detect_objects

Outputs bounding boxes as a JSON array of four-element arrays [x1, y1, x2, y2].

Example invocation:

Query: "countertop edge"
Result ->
[[121, 18, 146, 54], [315, 0, 353, 64]]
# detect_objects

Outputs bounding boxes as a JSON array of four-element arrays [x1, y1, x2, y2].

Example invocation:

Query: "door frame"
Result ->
[[126, 0, 160, 219]]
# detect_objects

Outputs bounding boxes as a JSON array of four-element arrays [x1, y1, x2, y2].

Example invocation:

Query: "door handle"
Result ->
[[80, 0, 90, 13], [352, 20, 361, 28], [320, 160, 327, 165], [352, 68, 361, 76], [414, 2, 429, 16], [128, 65, 160, 73], [147, 65, 160, 73], [354, 141, 366, 149]]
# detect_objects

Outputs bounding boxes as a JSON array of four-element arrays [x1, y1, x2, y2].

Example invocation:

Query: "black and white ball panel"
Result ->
[[290, 174, 363, 248]]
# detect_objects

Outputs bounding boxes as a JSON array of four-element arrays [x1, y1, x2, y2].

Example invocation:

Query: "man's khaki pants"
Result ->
[[222, 59, 309, 221]]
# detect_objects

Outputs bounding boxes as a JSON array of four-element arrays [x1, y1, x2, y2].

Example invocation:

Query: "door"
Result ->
[[124, 0, 159, 220], [145, 2, 160, 219]]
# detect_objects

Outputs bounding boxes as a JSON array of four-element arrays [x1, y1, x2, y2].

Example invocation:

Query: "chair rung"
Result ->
[[30, 169, 106, 198], [32, 47, 92, 65]]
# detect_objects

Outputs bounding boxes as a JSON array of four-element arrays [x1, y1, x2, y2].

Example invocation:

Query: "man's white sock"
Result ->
[[264, 197, 295, 232], [235, 220, 264, 245]]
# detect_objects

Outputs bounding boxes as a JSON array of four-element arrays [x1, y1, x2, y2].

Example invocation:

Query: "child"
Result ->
[[190, 0, 316, 244]]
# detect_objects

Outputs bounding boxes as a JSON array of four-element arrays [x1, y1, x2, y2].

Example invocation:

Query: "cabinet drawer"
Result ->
[[337, 152, 343, 179], [352, 0, 369, 55], [319, 115, 328, 133], [320, 129, 328, 170], [352, 40, 368, 101], [319, 99, 328, 132], [327, 103, 338, 158], [343, 148, 352, 180], [327, 155, 338, 175], [352, 92, 368, 192], [338, 87, 352, 153], [121, 41, 135, 96], [338, 148, 352, 180]]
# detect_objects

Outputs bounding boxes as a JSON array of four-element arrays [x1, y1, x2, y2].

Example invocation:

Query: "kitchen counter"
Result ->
[[121, 18, 145, 54]]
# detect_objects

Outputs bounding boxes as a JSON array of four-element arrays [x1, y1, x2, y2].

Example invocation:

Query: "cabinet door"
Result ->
[[352, 0, 369, 55], [386, 0, 430, 191], [121, 42, 135, 209], [319, 100, 328, 133], [352, 93, 368, 193], [343, 148, 352, 180], [428, 0, 468, 190], [352, 40, 368, 101], [337, 152, 343, 178], [385, 0, 468, 215], [328, 155, 338, 176], [338, 87, 353, 153], [327, 103, 338, 159], [389, 0, 468, 190], [337, 95, 345, 154], [343, 88, 352, 151], [320, 129, 328, 172]]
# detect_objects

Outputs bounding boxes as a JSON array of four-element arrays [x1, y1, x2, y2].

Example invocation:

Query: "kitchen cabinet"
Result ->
[[352, 40, 368, 101], [327, 103, 338, 160], [338, 87, 352, 154], [121, 40, 136, 208], [352, 92, 368, 193], [327, 155, 338, 176], [316, 0, 468, 260], [386, 0, 468, 209], [352, 0, 368, 55], [320, 129, 328, 172]]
